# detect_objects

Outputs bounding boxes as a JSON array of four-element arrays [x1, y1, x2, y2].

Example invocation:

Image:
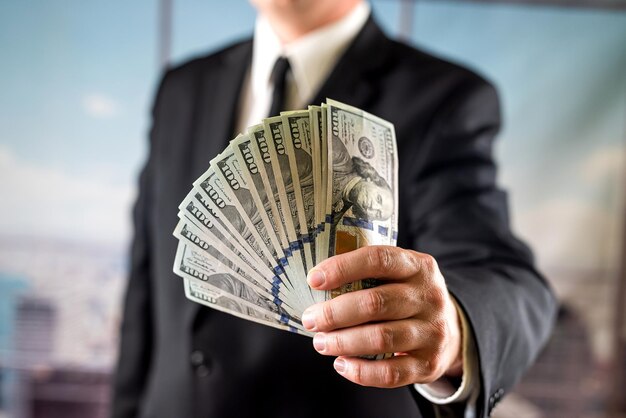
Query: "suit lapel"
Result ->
[[309, 16, 392, 112], [190, 41, 253, 181]]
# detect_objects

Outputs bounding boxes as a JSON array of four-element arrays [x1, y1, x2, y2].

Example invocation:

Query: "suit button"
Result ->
[[190, 350, 211, 377], [190, 350, 204, 367]]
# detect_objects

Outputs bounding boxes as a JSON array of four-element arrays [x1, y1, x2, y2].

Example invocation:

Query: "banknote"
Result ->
[[281, 110, 327, 304], [320, 103, 332, 264], [247, 122, 311, 302], [229, 134, 291, 272], [325, 99, 398, 299], [262, 116, 308, 271], [309, 106, 324, 241], [213, 144, 283, 267], [280, 111, 316, 273]]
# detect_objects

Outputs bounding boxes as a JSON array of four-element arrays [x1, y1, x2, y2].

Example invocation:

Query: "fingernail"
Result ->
[[334, 358, 346, 374], [302, 309, 316, 331], [313, 333, 326, 352], [307, 269, 325, 288]]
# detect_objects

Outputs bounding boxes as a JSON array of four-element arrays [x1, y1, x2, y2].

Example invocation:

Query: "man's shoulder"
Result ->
[[384, 35, 496, 93]]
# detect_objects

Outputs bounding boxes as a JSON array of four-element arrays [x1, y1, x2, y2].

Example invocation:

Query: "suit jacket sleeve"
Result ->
[[405, 75, 558, 417], [111, 72, 170, 418]]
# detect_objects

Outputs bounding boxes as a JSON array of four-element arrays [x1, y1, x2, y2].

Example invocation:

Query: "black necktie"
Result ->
[[268, 56, 291, 117]]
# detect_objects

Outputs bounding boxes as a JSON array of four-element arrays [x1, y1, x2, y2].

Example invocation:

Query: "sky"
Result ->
[[0, 0, 624, 271]]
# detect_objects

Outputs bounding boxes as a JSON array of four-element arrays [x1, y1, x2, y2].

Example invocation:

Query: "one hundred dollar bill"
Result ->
[[262, 118, 308, 268], [248, 122, 312, 307], [280, 111, 316, 270], [325, 99, 399, 300], [309, 105, 326, 261]]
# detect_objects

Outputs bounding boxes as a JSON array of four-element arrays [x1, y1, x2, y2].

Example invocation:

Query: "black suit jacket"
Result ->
[[112, 17, 557, 418]]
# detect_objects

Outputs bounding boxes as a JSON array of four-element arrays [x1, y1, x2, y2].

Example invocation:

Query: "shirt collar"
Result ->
[[251, 1, 371, 107]]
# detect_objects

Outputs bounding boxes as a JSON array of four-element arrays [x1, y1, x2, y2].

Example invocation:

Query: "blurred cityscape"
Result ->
[[0, 236, 125, 418]]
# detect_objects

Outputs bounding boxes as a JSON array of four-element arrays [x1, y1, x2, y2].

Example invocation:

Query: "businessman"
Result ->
[[112, 0, 557, 417]]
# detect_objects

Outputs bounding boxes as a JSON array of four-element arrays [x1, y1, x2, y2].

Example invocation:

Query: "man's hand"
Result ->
[[302, 246, 463, 388]]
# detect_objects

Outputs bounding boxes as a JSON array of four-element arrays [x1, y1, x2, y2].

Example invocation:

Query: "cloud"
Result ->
[[82, 94, 119, 119], [0, 145, 135, 244]]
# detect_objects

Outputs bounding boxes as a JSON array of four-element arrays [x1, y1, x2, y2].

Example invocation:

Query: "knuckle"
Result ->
[[430, 317, 449, 344], [332, 257, 348, 285], [421, 360, 437, 382], [332, 333, 345, 353], [381, 364, 401, 387], [427, 286, 448, 311], [352, 362, 363, 385], [370, 326, 394, 353], [407, 322, 423, 343], [320, 303, 336, 328], [369, 246, 394, 274], [361, 289, 385, 317], [405, 284, 423, 306], [420, 254, 437, 276], [405, 250, 423, 272], [421, 352, 444, 382]]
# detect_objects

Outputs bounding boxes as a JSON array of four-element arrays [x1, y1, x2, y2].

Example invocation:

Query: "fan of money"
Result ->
[[172, 99, 398, 343]]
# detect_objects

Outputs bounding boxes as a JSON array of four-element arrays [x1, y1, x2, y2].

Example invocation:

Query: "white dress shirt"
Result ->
[[236, 2, 480, 413], [236, 0, 371, 133]]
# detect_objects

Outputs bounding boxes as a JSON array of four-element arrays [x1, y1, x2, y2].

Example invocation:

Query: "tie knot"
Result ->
[[270, 56, 291, 86]]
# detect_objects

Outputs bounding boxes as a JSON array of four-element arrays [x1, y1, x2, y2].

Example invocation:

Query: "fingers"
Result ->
[[307, 246, 438, 291], [333, 352, 445, 388], [312, 319, 433, 357], [302, 284, 422, 331]]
